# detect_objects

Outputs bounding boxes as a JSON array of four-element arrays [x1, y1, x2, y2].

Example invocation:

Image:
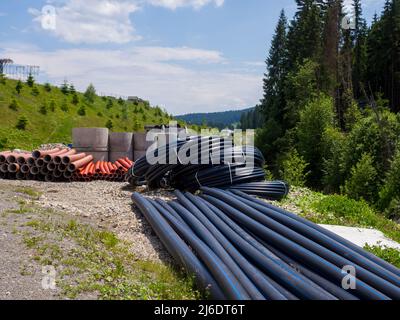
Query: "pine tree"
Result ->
[[26, 73, 35, 87], [69, 84, 76, 94], [352, 0, 368, 98], [105, 119, 113, 130], [84, 84, 96, 103], [61, 80, 69, 95], [15, 80, 23, 94], [286, 0, 326, 68], [321, 0, 341, 96]]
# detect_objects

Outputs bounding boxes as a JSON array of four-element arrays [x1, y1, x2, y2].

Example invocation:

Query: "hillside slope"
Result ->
[[176, 108, 253, 130], [0, 77, 172, 150]]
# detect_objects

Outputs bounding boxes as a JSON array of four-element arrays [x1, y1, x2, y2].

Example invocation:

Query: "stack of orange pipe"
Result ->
[[73, 157, 134, 182]]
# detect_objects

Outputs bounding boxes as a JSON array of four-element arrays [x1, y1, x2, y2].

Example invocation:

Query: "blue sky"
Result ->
[[0, 0, 385, 115]]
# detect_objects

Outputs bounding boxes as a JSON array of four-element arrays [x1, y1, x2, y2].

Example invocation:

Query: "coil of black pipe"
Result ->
[[127, 136, 289, 200]]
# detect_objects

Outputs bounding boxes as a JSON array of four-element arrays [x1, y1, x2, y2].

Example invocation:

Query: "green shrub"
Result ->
[[61, 81, 69, 95], [263, 165, 274, 181], [31, 86, 40, 96], [9, 99, 19, 111], [321, 127, 346, 193], [105, 120, 113, 130], [77, 105, 86, 116], [385, 198, 400, 221], [60, 100, 69, 112], [49, 100, 56, 112], [97, 112, 103, 117], [379, 147, 400, 212], [69, 84, 76, 94], [0, 73, 6, 84], [26, 74, 35, 87], [364, 245, 400, 268], [279, 149, 309, 187], [44, 82, 52, 92], [0, 137, 8, 149], [342, 110, 400, 180], [106, 99, 113, 109], [16, 116, 28, 130], [344, 153, 378, 203], [312, 195, 400, 242], [296, 94, 335, 187], [39, 102, 48, 115], [72, 94, 79, 105], [15, 81, 23, 94], [84, 84, 96, 103]]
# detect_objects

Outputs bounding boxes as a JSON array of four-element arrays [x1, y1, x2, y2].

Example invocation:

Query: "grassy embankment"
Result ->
[[0, 77, 177, 151]]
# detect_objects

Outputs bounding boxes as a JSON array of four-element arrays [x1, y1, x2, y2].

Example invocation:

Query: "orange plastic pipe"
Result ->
[[32, 148, 60, 159], [95, 161, 101, 173], [64, 153, 87, 164], [68, 155, 93, 172]]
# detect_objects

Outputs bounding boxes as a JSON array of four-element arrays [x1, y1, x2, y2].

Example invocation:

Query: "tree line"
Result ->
[[252, 0, 400, 220]]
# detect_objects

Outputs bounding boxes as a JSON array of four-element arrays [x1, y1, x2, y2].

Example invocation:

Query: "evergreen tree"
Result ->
[[15, 80, 23, 94], [72, 93, 79, 105], [44, 82, 52, 92], [105, 119, 113, 130], [26, 73, 35, 87], [69, 84, 76, 94], [286, 0, 326, 69], [352, 0, 368, 98], [16, 116, 28, 130], [61, 80, 69, 95], [84, 84, 96, 103]]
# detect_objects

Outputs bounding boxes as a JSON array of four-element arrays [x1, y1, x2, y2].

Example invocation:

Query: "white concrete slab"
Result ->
[[319, 225, 400, 250]]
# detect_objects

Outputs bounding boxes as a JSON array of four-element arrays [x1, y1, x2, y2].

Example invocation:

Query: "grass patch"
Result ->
[[21, 206, 200, 300], [281, 187, 400, 242], [15, 187, 42, 199], [364, 245, 400, 268]]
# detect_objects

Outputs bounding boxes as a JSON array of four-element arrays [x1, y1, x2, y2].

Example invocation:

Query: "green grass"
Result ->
[[15, 187, 42, 199], [0, 78, 178, 150], [281, 187, 400, 243], [18, 205, 200, 300], [364, 245, 400, 268]]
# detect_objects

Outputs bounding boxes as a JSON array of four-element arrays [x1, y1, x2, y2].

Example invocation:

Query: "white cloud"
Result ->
[[2, 45, 260, 114], [30, 0, 140, 44], [28, 0, 225, 44], [147, 0, 224, 10]]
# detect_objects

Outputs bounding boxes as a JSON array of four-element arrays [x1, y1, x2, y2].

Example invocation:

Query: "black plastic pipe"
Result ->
[[230, 190, 400, 278], [227, 190, 400, 288], [152, 199, 251, 300], [131, 192, 225, 300], [201, 192, 391, 300]]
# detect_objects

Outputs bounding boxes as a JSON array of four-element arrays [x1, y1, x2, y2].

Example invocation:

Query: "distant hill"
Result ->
[[176, 108, 254, 130], [0, 77, 172, 151]]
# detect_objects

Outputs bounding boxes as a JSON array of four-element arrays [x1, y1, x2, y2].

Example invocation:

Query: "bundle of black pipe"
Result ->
[[131, 188, 400, 300], [127, 136, 288, 199]]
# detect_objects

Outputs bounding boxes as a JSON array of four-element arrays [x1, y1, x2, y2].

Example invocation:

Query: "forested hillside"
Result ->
[[0, 76, 172, 150], [256, 0, 400, 221], [176, 108, 252, 130]]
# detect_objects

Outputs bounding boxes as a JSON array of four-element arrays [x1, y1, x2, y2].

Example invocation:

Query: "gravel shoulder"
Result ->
[[0, 179, 185, 300], [1, 179, 173, 264]]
